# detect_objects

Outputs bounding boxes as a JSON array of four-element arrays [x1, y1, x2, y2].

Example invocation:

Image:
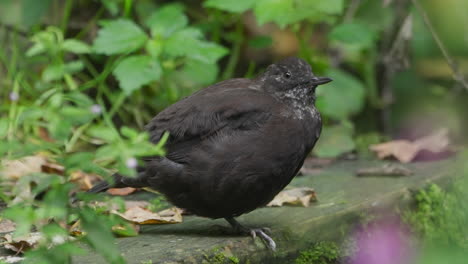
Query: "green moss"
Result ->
[[202, 248, 240, 264], [404, 181, 468, 249], [295, 241, 340, 264]]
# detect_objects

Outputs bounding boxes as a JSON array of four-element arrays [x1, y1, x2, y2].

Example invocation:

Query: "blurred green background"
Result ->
[[0, 0, 467, 263]]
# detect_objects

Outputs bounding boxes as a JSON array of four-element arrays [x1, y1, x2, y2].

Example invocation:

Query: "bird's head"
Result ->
[[258, 57, 332, 103]]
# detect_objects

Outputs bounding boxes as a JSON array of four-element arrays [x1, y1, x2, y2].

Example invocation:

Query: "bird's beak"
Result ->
[[311, 76, 332, 86]]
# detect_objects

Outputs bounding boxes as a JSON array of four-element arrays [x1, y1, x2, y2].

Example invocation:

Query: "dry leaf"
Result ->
[[0, 219, 16, 233], [267, 187, 317, 207], [107, 187, 137, 196], [113, 207, 183, 225], [0, 256, 24, 263], [370, 128, 450, 163], [356, 164, 413, 177], [69, 170, 101, 191], [2, 232, 42, 253], [0, 156, 47, 180]]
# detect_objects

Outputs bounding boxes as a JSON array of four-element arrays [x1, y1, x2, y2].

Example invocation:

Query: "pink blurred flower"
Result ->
[[350, 219, 415, 264]]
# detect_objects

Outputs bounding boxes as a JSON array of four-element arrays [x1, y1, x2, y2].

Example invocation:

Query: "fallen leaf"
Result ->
[[0, 256, 24, 263], [112, 223, 140, 237], [356, 164, 413, 177], [369, 128, 450, 163], [69, 170, 101, 191], [107, 187, 137, 196], [41, 162, 64, 175], [113, 207, 183, 225], [2, 232, 42, 253], [0, 156, 47, 180], [267, 187, 317, 207], [0, 219, 16, 233]]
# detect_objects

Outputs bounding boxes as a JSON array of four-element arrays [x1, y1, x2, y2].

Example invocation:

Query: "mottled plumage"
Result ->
[[88, 57, 332, 250]]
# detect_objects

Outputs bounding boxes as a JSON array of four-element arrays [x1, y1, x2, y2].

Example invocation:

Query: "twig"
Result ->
[[411, 0, 468, 90]]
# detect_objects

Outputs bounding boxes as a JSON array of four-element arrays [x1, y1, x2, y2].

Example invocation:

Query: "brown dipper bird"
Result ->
[[88, 57, 332, 250]]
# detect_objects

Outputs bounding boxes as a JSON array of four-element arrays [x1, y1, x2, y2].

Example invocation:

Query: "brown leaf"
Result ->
[[107, 187, 137, 196], [267, 187, 317, 207], [69, 170, 101, 191], [0, 219, 16, 233], [113, 207, 183, 225], [2, 232, 42, 253], [0, 156, 47, 180], [369, 128, 450, 163]]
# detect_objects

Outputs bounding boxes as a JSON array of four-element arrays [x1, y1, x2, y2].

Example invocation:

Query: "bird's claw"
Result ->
[[249, 228, 276, 251]]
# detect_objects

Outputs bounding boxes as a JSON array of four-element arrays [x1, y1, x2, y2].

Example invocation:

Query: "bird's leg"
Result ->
[[224, 217, 276, 251]]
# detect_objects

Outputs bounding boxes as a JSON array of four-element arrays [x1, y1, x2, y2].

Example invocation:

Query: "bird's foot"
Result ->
[[225, 217, 277, 251], [248, 228, 276, 251]]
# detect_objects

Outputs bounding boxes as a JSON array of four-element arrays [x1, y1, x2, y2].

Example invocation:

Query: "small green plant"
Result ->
[[202, 247, 240, 264], [295, 241, 340, 264]]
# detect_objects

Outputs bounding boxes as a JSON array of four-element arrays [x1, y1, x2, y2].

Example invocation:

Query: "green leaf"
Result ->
[[42, 61, 84, 82], [80, 207, 125, 264], [329, 23, 376, 49], [164, 28, 228, 63], [316, 69, 365, 120], [145, 4, 187, 37], [313, 124, 355, 158], [189, 41, 229, 64], [61, 106, 95, 125], [179, 59, 219, 85], [93, 19, 148, 55], [26, 42, 46, 57], [164, 27, 203, 57], [204, 0, 256, 13], [254, 0, 296, 28], [87, 125, 119, 142], [113, 55, 162, 94], [314, 0, 344, 14], [62, 39, 91, 54]]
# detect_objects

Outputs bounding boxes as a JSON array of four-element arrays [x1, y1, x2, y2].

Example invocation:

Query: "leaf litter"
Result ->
[[267, 187, 317, 207], [369, 128, 451, 163]]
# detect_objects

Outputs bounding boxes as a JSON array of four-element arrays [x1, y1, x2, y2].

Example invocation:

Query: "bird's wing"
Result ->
[[145, 82, 273, 146]]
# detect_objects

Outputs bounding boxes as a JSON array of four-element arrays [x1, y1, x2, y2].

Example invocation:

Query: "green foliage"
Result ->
[[93, 19, 148, 55], [295, 241, 340, 264], [316, 69, 366, 121], [113, 55, 162, 94]]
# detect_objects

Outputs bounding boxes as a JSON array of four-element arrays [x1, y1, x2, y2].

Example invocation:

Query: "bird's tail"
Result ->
[[88, 172, 147, 194]]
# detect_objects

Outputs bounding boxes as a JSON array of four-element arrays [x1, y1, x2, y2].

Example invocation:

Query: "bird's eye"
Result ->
[[284, 72, 291, 79]]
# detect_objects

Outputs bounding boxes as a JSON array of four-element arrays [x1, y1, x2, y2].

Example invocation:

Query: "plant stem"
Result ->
[[61, 0, 73, 35], [221, 19, 243, 80]]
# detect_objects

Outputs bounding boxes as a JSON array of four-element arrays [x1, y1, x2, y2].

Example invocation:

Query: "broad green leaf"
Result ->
[[145, 4, 187, 37], [42, 61, 84, 82], [80, 208, 125, 264], [61, 106, 95, 125], [93, 19, 148, 55], [329, 23, 376, 49], [314, 0, 344, 14], [316, 69, 365, 120], [62, 39, 91, 54], [189, 41, 228, 64], [179, 59, 219, 85], [26, 42, 46, 57], [313, 124, 355, 158], [65, 92, 94, 107], [120, 126, 140, 139], [145, 39, 163, 57], [113, 55, 162, 94], [87, 125, 119, 142], [164, 27, 204, 57], [204, 0, 256, 13], [254, 0, 296, 28], [164, 28, 228, 63]]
